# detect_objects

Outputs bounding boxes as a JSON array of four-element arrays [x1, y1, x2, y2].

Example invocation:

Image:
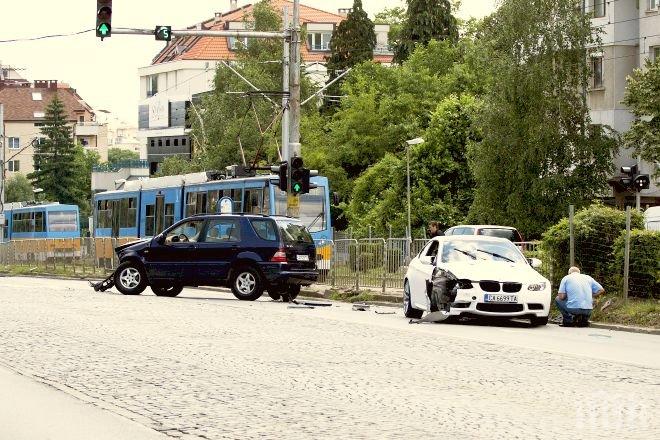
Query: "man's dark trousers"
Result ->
[[555, 298, 591, 325]]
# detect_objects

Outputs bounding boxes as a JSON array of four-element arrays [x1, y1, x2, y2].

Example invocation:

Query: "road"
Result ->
[[0, 276, 658, 439]]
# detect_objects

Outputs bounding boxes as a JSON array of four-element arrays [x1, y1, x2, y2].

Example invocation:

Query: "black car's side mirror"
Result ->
[[170, 235, 180, 243]]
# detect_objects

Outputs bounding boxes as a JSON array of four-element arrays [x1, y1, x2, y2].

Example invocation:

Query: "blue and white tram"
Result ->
[[1, 202, 80, 241]]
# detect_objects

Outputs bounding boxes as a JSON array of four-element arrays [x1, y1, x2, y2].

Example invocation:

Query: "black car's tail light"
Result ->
[[270, 247, 287, 263]]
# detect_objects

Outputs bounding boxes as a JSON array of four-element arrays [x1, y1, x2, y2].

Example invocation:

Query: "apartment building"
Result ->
[[138, 0, 392, 174], [0, 79, 108, 178], [586, 0, 660, 206]]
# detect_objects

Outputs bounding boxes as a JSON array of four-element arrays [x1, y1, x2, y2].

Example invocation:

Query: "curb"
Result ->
[[588, 322, 660, 335]]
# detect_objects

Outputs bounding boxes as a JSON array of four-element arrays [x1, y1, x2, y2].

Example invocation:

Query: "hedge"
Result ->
[[612, 230, 660, 299]]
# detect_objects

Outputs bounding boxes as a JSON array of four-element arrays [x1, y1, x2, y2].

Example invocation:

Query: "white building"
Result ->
[[586, 0, 660, 206]]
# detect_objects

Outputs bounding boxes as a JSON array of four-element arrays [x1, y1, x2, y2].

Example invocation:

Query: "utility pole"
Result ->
[[0, 103, 5, 242], [281, 6, 290, 163], [286, 0, 301, 217]]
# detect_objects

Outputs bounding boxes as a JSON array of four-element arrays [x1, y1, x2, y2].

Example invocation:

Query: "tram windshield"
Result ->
[[274, 186, 326, 233]]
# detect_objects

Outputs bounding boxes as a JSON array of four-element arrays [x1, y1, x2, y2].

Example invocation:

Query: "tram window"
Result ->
[[263, 187, 271, 214], [185, 193, 195, 217], [145, 204, 155, 236], [127, 198, 137, 228], [164, 203, 175, 230], [274, 187, 326, 232], [34, 211, 44, 232], [119, 198, 129, 228], [49, 211, 77, 232], [232, 188, 243, 213], [208, 190, 220, 213], [244, 189, 262, 214], [196, 192, 207, 214]]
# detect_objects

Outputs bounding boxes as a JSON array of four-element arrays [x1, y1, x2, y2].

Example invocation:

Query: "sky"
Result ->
[[0, 1, 497, 125]]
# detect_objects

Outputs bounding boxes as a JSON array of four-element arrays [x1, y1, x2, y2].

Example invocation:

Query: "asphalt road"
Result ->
[[0, 276, 658, 439]]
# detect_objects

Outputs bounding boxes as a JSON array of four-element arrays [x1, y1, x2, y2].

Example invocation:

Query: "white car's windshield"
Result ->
[[441, 239, 526, 264]]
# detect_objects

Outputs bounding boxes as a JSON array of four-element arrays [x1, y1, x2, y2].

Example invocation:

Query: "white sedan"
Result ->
[[403, 236, 551, 326]]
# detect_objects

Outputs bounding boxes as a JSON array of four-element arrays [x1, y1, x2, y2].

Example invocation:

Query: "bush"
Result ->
[[612, 230, 660, 299], [541, 204, 644, 290]]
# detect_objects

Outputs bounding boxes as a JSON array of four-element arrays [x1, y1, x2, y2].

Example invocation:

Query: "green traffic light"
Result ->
[[97, 23, 110, 36], [293, 183, 302, 193]]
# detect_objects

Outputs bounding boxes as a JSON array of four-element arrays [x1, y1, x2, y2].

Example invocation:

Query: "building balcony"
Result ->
[[75, 122, 104, 136]]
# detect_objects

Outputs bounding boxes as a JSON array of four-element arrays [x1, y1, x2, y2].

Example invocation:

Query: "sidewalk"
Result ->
[[0, 366, 166, 440]]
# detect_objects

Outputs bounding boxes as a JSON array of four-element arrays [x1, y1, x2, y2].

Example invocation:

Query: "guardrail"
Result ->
[[0, 238, 542, 292]]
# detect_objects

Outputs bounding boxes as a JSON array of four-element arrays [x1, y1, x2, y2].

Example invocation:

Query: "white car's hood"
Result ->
[[440, 261, 547, 284]]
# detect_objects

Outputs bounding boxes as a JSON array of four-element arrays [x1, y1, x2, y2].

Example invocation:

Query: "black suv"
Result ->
[[112, 214, 318, 301]]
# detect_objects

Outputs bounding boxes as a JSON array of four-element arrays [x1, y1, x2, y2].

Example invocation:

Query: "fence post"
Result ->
[[355, 241, 360, 291], [623, 206, 631, 302], [569, 205, 575, 267], [382, 241, 387, 294]]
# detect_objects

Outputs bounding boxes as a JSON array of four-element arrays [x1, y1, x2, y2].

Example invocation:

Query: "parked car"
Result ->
[[403, 235, 550, 326], [644, 206, 660, 231], [112, 214, 318, 301], [443, 224, 524, 242]]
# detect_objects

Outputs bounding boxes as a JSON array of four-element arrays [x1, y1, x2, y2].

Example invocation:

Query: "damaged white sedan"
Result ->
[[403, 236, 551, 326]]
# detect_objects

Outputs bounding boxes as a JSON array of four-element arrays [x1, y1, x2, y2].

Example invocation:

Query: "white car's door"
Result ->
[[408, 240, 439, 309]]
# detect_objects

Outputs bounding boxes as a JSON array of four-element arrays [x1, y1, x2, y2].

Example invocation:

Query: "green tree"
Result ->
[[346, 94, 480, 237], [393, 0, 458, 63], [28, 95, 87, 206], [324, 0, 376, 110], [468, 0, 618, 238], [4, 174, 34, 203], [108, 148, 139, 164], [622, 58, 660, 176]]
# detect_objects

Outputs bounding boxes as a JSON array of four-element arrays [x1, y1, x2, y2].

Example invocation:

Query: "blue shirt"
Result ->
[[558, 273, 603, 309]]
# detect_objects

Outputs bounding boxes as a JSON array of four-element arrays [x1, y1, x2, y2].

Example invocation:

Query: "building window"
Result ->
[[8, 137, 20, 149], [158, 139, 163, 147], [174, 139, 179, 146], [33, 111, 45, 118], [307, 32, 332, 51], [147, 74, 158, 97], [229, 37, 249, 50], [80, 138, 89, 146], [592, 0, 606, 17], [592, 56, 603, 88], [182, 138, 187, 146], [165, 139, 170, 147], [32, 92, 42, 101], [654, 46, 660, 61], [79, 115, 85, 122], [649, 0, 658, 11], [7, 160, 19, 172], [150, 139, 155, 147]]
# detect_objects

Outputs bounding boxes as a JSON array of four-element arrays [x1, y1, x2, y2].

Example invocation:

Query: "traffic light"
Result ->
[[289, 156, 305, 195], [633, 174, 650, 191], [155, 26, 172, 42], [96, 0, 112, 40], [271, 162, 288, 192], [619, 165, 650, 191]]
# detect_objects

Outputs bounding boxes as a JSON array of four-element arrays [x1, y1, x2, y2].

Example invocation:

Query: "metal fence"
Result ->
[[1, 237, 543, 292]]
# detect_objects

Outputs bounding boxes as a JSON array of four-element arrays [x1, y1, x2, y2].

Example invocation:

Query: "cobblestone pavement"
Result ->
[[0, 276, 658, 440]]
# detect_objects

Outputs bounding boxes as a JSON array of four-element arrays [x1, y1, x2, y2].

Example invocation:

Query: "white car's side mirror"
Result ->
[[528, 258, 542, 268]]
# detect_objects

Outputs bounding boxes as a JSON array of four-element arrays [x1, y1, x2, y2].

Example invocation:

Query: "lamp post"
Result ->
[[405, 137, 424, 241]]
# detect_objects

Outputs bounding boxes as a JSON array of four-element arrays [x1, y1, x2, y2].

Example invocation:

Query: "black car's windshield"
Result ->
[[276, 220, 313, 245], [442, 239, 525, 263]]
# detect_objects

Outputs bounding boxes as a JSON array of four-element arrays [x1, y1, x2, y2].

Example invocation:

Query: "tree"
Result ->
[[324, 0, 376, 110], [468, 0, 618, 238], [108, 148, 139, 164], [393, 0, 458, 63], [4, 174, 34, 203], [346, 94, 481, 237], [622, 58, 660, 176], [28, 95, 87, 207]]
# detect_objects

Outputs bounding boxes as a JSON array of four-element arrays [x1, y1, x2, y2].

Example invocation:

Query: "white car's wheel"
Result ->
[[403, 280, 423, 319]]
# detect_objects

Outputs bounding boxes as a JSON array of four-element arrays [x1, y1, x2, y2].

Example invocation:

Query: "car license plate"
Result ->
[[484, 294, 517, 303], [296, 254, 310, 262]]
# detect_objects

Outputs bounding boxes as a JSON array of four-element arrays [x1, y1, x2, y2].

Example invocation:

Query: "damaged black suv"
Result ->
[[111, 214, 318, 301]]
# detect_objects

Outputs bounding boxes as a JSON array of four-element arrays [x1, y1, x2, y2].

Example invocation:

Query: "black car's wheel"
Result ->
[[114, 261, 147, 295], [267, 290, 282, 301], [280, 285, 301, 302], [231, 266, 264, 301], [403, 280, 423, 319], [151, 284, 183, 297], [530, 316, 549, 327]]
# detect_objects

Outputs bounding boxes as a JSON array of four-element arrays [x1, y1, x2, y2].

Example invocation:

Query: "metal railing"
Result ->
[[0, 237, 543, 293]]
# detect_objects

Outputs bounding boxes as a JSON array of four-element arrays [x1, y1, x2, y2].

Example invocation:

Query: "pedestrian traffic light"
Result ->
[[634, 174, 650, 191], [289, 156, 305, 195], [155, 26, 172, 42], [96, 0, 112, 40]]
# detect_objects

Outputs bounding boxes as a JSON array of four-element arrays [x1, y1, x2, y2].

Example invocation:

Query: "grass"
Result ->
[[589, 294, 660, 328], [326, 288, 380, 303], [0, 264, 109, 279]]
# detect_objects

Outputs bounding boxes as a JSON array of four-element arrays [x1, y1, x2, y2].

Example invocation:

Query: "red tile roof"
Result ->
[[152, 0, 393, 65], [0, 82, 93, 122]]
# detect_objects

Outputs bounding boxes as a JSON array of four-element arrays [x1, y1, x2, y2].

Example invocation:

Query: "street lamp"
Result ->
[[405, 137, 424, 242]]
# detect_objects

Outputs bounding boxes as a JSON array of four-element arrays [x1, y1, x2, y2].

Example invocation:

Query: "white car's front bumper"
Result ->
[[446, 286, 551, 318]]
